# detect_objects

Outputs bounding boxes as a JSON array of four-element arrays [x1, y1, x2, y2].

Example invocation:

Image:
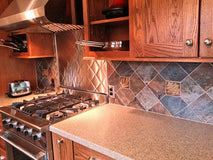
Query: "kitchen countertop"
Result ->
[[50, 104, 213, 160], [0, 92, 56, 106]]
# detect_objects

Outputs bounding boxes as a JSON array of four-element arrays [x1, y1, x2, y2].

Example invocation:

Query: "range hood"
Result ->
[[0, 0, 83, 32]]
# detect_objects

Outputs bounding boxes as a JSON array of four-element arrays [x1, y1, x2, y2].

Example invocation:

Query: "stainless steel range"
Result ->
[[0, 89, 107, 160]]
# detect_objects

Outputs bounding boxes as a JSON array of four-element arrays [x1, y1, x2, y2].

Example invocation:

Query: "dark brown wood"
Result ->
[[0, 31, 37, 95], [74, 142, 113, 160], [52, 133, 74, 160], [0, 0, 12, 15], [129, 0, 199, 58], [200, 0, 213, 57]]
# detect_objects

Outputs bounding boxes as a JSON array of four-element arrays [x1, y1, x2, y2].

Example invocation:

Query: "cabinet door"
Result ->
[[200, 0, 213, 57], [74, 142, 113, 160], [129, 0, 199, 58], [52, 133, 73, 160]]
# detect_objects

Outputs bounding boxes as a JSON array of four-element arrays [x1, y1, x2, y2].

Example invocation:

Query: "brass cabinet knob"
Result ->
[[204, 39, 212, 46], [186, 39, 193, 46], [57, 138, 63, 144]]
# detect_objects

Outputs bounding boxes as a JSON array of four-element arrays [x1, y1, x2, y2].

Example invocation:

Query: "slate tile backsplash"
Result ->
[[108, 61, 213, 124]]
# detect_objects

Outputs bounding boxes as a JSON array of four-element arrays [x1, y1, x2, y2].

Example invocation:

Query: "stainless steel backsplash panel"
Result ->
[[56, 30, 108, 94]]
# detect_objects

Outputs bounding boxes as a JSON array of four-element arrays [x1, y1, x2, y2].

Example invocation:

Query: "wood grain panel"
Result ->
[[0, 0, 12, 15], [27, 33, 55, 57], [200, 0, 213, 57], [129, 0, 199, 58], [88, 0, 109, 21], [52, 133, 73, 160], [0, 31, 37, 95], [74, 142, 113, 160]]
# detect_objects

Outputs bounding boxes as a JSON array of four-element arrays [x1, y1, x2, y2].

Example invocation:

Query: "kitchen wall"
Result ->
[[34, 29, 213, 125], [108, 61, 213, 124], [0, 31, 37, 95]]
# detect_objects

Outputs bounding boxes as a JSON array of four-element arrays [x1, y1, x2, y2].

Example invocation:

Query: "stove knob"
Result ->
[[8, 121, 18, 128], [2, 118, 11, 125], [23, 128, 32, 136], [16, 124, 25, 132], [32, 132, 41, 141]]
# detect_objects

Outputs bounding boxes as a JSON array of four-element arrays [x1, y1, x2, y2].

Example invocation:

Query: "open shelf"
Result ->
[[90, 16, 129, 25]]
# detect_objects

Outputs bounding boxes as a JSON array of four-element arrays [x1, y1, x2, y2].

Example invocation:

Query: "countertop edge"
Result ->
[[50, 126, 132, 160]]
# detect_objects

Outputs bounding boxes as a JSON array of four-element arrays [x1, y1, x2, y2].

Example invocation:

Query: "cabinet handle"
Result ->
[[204, 39, 212, 46], [186, 39, 193, 46], [0, 155, 5, 160], [57, 138, 63, 144], [88, 156, 99, 160]]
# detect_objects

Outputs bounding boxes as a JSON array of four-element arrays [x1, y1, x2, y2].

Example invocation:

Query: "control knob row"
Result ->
[[2, 118, 41, 141]]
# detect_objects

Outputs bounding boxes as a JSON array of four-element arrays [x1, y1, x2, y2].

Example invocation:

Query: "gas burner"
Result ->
[[12, 92, 100, 122]]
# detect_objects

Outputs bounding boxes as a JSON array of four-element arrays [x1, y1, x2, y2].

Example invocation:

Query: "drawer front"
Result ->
[[74, 142, 113, 160]]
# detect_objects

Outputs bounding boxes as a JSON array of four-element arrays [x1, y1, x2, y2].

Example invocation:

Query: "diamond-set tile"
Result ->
[[149, 102, 171, 115], [161, 63, 187, 82], [151, 62, 169, 73], [130, 73, 145, 95], [207, 87, 213, 100], [116, 61, 134, 77], [136, 62, 157, 84], [190, 63, 213, 91], [128, 98, 145, 110], [175, 107, 201, 122], [189, 94, 213, 122], [117, 88, 135, 106], [148, 75, 165, 99], [160, 96, 187, 115], [136, 86, 159, 110], [178, 62, 201, 74], [181, 76, 204, 104]]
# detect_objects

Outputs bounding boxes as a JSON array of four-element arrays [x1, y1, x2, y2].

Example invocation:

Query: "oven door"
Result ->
[[0, 131, 47, 160]]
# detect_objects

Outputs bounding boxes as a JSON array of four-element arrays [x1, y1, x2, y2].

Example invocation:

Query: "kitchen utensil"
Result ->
[[76, 40, 129, 51]]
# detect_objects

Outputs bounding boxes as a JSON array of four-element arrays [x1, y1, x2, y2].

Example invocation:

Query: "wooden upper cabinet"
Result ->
[[200, 0, 213, 57], [13, 33, 55, 59], [129, 0, 199, 58]]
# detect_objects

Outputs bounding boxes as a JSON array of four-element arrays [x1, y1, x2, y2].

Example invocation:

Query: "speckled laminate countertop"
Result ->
[[50, 104, 213, 160], [0, 92, 56, 106]]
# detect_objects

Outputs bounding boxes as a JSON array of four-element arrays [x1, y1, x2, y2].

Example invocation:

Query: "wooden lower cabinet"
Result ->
[[52, 133, 74, 160], [0, 114, 7, 160], [73, 142, 113, 160], [52, 133, 113, 160]]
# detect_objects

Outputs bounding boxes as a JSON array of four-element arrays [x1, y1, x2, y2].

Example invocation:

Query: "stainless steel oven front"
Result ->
[[0, 109, 53, 160]]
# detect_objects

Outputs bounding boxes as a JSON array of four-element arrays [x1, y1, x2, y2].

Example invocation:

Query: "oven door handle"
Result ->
[[0, 132, 46, 160]]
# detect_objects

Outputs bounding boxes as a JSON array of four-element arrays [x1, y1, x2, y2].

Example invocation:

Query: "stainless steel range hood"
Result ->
[[0, 0, 83, 32]]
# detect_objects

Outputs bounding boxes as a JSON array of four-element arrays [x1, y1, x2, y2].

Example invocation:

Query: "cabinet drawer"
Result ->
[[74, 142, 113, 160]]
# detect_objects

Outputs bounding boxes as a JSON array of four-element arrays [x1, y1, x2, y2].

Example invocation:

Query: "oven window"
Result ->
[[13, 147, 33, 160]]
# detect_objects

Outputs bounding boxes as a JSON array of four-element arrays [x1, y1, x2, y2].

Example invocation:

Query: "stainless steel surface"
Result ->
[[0, 44, 20, 51], [0, 132, 46, 160], [76, 40, 129, 51], [0, 0, 83, 32], [204, 39, 212, 46], [186, 39, 193, 46], [56, 138, 63, 144], [56, 30, 108, 93]]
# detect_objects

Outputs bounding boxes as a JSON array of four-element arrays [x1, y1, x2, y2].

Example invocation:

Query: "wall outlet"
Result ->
[[108, 85, 115, 98]]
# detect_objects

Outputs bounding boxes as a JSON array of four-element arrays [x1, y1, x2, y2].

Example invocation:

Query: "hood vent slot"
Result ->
[[41, 23, 84, 32]]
